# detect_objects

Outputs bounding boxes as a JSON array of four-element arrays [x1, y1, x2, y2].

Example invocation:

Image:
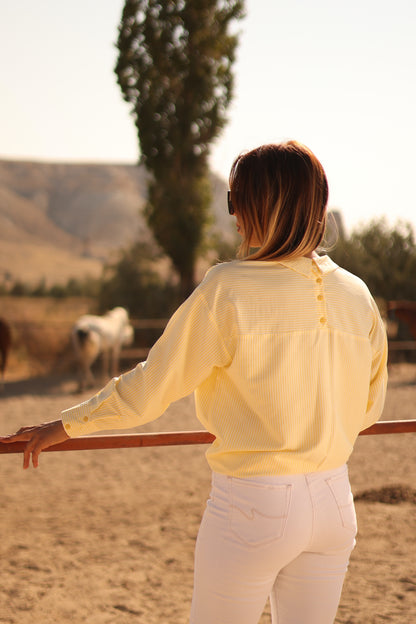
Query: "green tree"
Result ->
[[330, 218, 416, 301], [97, 240, 177, 319], [115, 0, 244, 298]]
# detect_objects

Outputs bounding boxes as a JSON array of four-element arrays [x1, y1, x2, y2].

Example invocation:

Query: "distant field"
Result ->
[[1, 296, 96, 379]]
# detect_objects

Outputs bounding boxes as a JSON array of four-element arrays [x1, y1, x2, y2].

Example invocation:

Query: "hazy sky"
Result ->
[[1, 0, 415, 233]]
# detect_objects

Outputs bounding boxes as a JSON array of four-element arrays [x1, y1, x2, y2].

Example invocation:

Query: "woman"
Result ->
[[1, 141, 388, 623]]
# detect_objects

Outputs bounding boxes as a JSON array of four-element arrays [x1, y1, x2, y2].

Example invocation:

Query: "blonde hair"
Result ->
[[229, 140, 328, 261]]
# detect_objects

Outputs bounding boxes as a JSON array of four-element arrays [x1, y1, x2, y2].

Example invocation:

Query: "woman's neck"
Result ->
[[303, 250, 318, 259]]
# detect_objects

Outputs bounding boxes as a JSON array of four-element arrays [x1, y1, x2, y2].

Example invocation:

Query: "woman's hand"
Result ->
[[0, 420, 70, 469]]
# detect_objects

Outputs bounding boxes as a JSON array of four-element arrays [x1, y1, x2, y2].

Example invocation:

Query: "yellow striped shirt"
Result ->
[[61, 255, 388, 477]]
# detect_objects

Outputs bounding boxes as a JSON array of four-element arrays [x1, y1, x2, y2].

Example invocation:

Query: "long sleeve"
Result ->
[[363, 298, 388, 429], [61, 286, 233, 438]]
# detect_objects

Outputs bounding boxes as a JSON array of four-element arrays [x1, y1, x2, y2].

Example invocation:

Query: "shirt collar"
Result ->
[[278, 254, 338, 278]]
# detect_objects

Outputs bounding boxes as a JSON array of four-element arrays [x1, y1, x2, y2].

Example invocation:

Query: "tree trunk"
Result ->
[[179, 266, 196, 301]]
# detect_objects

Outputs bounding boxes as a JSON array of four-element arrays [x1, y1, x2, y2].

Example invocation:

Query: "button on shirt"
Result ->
[[61, 255, 388, 477]]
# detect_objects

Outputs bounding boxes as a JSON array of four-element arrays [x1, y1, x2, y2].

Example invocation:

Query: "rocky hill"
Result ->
[[0, 159, 230, 287]]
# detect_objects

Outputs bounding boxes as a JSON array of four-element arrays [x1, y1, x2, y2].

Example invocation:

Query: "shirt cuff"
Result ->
[[61, 401, 98, 438]]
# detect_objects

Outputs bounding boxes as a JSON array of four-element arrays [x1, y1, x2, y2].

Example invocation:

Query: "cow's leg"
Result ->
[[110, 345, 122, 378], [101, 349, 110, 383]]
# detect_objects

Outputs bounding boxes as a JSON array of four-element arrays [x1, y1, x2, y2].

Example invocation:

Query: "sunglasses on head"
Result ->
[[227, 190, 234, 215]]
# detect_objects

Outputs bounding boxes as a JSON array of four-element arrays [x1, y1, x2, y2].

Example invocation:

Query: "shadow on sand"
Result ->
[[0, 374, 83, 399]]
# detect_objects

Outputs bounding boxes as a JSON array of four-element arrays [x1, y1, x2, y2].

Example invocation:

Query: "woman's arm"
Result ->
[[1, 273, 233, 468]]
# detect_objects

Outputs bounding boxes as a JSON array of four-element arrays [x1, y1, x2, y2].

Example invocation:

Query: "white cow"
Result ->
[[72, 307, 134, 391]]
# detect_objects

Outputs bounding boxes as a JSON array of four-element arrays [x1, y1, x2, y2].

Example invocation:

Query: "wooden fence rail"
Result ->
[[388, 340, 416, 351], [1, 420, 416, 456]]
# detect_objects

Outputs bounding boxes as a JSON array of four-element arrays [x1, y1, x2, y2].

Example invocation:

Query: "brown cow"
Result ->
[[387, 301, 416, 340], [0, 318, 11, 390]]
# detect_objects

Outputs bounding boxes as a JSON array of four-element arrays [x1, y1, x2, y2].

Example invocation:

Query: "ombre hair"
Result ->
[[229, 140, 329, 261]]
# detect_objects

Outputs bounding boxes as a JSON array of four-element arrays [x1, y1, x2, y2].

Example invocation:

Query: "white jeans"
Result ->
[[190, 465, 356, 624]]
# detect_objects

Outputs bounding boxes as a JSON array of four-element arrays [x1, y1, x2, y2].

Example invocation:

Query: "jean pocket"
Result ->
[[326, 473, 357, 533], [229, 479, 292, 546]]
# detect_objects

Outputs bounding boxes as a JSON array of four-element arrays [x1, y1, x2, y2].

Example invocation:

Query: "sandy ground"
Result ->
[[1, 363, 416, 623]]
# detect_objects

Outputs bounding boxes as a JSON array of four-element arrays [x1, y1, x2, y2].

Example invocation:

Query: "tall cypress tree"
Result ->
[[115, 0, 244, 298]]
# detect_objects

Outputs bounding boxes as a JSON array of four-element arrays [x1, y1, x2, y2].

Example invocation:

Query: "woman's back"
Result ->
[[194, 255, 387, 476]]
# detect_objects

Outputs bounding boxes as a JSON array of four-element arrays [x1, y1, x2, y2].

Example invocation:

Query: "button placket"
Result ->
[[312, 269, 327, 326]]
